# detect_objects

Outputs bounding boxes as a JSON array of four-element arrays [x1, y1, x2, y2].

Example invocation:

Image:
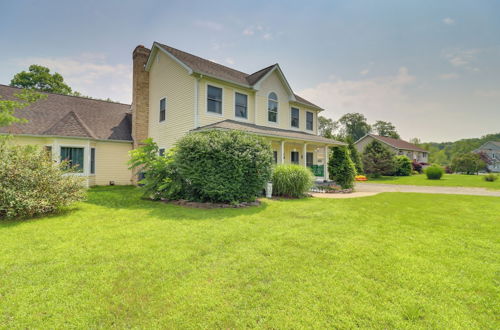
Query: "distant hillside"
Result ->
[[419, 133, 500, 165]]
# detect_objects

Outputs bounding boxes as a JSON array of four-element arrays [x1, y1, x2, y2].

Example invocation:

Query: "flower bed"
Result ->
[[355, 175, 367, 181]]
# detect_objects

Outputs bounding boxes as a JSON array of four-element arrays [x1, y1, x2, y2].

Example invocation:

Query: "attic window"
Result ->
[[268, 92, 278, 123]]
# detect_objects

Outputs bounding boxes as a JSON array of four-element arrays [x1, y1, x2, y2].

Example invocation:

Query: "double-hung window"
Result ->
[[60, 147, 84, 173], [306, 111, 313, 131], [235, 92, 248, 119], [291, 107, 299, 128], [207, 85, 223, 114], [268, 92, 278, 123], [159, 98, 166, 122]]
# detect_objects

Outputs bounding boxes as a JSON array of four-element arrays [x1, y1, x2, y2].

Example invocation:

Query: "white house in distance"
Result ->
[[355, 134, 429, 163], [473, 141, 500, 172]]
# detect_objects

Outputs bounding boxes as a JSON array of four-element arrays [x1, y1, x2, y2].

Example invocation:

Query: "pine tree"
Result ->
[[347, 139, 363, 174], [328, 146, 356, 189], [362, 140, 395, 177]]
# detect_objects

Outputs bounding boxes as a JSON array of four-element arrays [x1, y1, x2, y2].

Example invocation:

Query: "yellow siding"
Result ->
[[198, 78, 255, 127], [148, 50, 195, 150], [94, 141, 133, 185]]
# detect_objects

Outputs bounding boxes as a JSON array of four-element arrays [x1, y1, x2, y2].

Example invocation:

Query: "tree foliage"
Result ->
[[10, 65, 73, 95], [318, 116, 339, 139], [362, 140, 395, 177], [451, 153, 485, 175], [347, 138, 363, 174], [393, 155, 412, 176], [328, 145, 356, 189], [0, 89, 46, 127], [337, 113, 371, 141], [373, 120, 400, 139]]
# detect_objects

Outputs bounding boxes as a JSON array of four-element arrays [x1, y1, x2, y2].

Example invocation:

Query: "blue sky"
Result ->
[[0, 0, 499, 141]]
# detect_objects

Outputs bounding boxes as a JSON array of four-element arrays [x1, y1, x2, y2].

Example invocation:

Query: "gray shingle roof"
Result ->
[[192, 119, 344, 145], [156, 43, 322, 110], [368, 134, 427, 152], [0, 84, 132, 141]]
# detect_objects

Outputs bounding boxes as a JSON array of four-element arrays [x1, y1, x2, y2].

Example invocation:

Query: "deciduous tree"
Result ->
[[10, 65, 73, 95]]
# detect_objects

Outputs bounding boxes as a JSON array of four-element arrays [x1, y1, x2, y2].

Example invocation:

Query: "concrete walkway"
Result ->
[[355, 183, 500, 197]]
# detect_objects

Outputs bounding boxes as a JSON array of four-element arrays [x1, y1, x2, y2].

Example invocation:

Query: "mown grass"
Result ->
[[364, 173, 500, 190], [1, 186, 499, 328]]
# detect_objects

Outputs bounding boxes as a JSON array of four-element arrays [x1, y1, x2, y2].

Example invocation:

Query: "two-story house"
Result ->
[[0, 42, 342, 186], [355, 134, 429, 163], [474, 141, 500, 172], [131, 43, 343, 180]]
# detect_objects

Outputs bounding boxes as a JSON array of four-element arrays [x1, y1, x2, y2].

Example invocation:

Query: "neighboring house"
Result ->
[[473, 141, 500, 172], [0, 85, 133, 186], [1, 42, 342, 185], [355, 134, 429, 163], [131, 43, 343, 180]]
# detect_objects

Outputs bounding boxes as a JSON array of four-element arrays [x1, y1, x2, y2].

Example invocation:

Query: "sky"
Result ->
[[0, 0, 499, 142]]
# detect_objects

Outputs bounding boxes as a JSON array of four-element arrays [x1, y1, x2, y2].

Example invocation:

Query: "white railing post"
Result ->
[[324, 145, 329, 181]]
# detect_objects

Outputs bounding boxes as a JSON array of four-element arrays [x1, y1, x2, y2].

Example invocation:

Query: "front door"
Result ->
[[306, 152, 313, 167], [291, 151, 299, 164]]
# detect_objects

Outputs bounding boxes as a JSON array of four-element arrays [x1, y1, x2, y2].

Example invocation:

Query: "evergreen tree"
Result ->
[[347, 138, 363, 174], [328, 145, 356, 189], [362, 140, 395, 177]]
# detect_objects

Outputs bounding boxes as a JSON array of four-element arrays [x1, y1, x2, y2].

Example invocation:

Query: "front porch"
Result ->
[[269, 139, 331, 180]]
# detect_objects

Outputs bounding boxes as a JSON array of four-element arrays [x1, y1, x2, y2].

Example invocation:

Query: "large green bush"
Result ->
[[328, 145, 356, 189], [0, 139, 86, 219], [175, 130, 273, 203], [129, 139, 185, 200], [451, 153, 485, 175], [425, 165, 444, 180], [362, 140, 395, 177], [272, 164, 314, 198], [393, 155, 412, 176]]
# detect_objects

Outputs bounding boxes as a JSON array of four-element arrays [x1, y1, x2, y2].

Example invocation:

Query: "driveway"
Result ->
[[355, 183, 500, 197]]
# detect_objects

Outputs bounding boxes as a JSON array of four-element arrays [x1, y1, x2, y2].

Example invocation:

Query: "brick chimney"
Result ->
[[131, 45, 151, 148]]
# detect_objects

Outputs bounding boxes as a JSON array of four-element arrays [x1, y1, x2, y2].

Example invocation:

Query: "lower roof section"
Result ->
[[191, 119, 345, 145]]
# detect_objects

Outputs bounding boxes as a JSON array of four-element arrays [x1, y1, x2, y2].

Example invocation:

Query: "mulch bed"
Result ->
[[162, 199, 261, 209]]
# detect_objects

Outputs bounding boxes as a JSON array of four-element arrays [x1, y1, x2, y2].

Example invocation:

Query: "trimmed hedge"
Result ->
[[174, 130, 273, 203], [272, 164, 314, 198], [425, 165, 444, 180]]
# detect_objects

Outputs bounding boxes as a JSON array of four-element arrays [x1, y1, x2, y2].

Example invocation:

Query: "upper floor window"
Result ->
[[306, 111, 313, 131], [235, 92, 247, 119], [291, 107, 299, 128], [207, 85, 223, 114], [268, 92, 278, 123], [159, 98, 166, 122]]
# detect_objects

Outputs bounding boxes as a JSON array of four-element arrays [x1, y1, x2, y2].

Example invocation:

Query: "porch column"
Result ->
[[324, 145, 329, 180], [303, 143, 307, 167], [280, 140, 285, 164]]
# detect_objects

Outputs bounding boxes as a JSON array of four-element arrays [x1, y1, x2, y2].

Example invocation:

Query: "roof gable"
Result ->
[[43, 111, 96, 138], [362, 134, 427, 152]]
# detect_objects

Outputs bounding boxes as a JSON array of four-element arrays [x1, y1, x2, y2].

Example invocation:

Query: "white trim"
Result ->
[[145, 43, 193, 74], [59, 143, 89, 176], [0, 133, 132, 144], [206, 83, 224, 117], [194, 78, 200, 128], [234, 90, 249, 121]]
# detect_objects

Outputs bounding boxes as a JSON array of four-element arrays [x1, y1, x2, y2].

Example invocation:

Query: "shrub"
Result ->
[[347, 139, 363, 174], [129, 139, 185, 200], [412, 160, 423, 174], [425, 165, 444, 180], [451, 153, 486, 175], [272, 164, 314, 198], [393, 155, 412, 176], [175, 130, 273, 203], [484, 173, 498, 182], [328, 145, 356, 189], [0, 139, 86, 219], [362, 140, 395, 177], [445, 166, 453, 174]]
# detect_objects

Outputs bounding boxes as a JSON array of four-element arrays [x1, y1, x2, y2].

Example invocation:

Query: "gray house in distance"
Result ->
[[355, 134, 429, 163], [473, 141, 500, 172]]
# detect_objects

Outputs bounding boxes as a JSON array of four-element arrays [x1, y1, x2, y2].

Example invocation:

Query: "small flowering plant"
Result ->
[[355, 175, 367, 181]]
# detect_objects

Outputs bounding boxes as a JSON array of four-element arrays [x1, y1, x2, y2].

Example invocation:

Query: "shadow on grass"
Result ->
[[0, 206, 82, 228], [84, 185, 269, 221]]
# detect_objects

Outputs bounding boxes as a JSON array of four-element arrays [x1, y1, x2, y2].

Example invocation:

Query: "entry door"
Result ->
[[306, 152, 313, 167], [291, 151, 299, 164]]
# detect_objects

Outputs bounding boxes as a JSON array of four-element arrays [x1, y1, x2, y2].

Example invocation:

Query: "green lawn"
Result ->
[[364, 173, 500, 190], [1, 187, 499, 328]]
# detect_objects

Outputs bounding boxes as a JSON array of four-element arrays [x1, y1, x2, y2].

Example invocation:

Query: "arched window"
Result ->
[[268, 92, 278, 123]]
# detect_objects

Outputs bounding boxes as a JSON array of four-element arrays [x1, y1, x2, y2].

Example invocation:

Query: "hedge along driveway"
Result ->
[[0, 186, 498, 328]]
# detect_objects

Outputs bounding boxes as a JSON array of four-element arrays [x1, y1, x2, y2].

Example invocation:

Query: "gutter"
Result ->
[[0, 133, 133, 144]]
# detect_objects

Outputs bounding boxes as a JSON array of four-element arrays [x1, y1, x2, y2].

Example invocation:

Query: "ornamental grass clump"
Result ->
[[425, 165, 444, 180], [0, 139, 86, 219], [483, 173, 498, 182], [272, 164, 314, 198]]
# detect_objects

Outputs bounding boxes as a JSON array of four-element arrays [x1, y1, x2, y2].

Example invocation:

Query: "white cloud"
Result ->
[[242, 27, 254, 36], [242, 25, 274, 40], [443, 49, 480, 69], [15, 54, 132, 103], [225, 57, 235, 65], [438, 73, 459, 80], [194, 20, 223, 31], [442, 17, 455, 25], [262, 33, 273, 40], [360, 69, 369, 75]]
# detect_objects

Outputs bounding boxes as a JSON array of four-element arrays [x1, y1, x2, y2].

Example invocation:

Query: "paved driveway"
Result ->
[[355, 183, 500, 197]]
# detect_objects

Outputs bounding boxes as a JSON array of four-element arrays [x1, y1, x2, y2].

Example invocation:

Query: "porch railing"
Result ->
[[307, 165, 324, 177]]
